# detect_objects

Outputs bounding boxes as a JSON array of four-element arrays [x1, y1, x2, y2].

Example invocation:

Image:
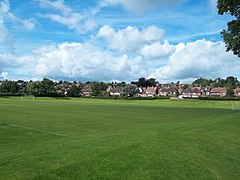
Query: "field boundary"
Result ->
[[0, 122, 67, 137]]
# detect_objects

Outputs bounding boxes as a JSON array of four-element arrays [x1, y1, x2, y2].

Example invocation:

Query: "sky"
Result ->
[[0, 0, 240, 83]]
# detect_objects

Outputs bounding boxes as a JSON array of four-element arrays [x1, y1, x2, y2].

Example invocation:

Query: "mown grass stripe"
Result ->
[[0, 122, 67, 137]]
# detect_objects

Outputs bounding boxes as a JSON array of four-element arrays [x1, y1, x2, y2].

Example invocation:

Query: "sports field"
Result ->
[[0, 97, 240, 179]]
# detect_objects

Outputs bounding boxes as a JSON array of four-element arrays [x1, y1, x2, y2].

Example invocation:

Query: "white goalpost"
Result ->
[[21, 95, 35, 101], [232, 103, 239, 111]]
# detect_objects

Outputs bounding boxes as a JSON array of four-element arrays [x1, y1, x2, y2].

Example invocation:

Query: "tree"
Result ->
[[217, 0, 240, 57], [192, 78, 211, 87], [226, 88, 235, 97], [137, 77, 148, 87], [0, 81, 17, 94], [226, 76, 238, 88], [26, 78, 56, 96], [122, 85, 139, 97], [40, 78, 56, 96], [26, 81, 41, 95], [68, 84, 81, 97], [147, 78, 157, 87], [91, 82, 108, 96]]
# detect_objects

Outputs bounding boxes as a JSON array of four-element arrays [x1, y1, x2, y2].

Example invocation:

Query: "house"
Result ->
[[234, 87, 240, 97], [145, 87, 158, 96], [182, 87, 201, 98], [159, 87, 179, 97], [138, 87, 146, 97], [139, 87, 158, 97], [109, 87, 123, 96], [81, 86, 93, 96], [201, 87, 211, 96], [210, 87, 227, 97]]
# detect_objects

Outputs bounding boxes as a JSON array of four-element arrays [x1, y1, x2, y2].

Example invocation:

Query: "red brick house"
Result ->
[[234, 87, 240, 97], [159, 87, 179, 97], [81, 87, 93, 96], [210, 87, 227, 97], [140, 87, 158, 97], [182, 87, 201, 98]]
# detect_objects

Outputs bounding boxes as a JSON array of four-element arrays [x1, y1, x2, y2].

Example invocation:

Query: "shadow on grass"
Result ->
[[51, 97, 71, 100]]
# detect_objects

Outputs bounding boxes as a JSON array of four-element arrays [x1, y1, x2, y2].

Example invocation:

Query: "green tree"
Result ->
[[0, 81, 17, 94], [91, 82, 107, 96], [226, 88, 235, 97], [68, 84, 81, 97], [40, 78, 56, 96], [217, 0, 240, 57], [137, 77, 148, 87], [192, 77, 211, 87], [122, 85, 139, 97], [211, 77, 226, 87], [147, 78, 157, 87], [226, 76, 238, 88], [26, 81, 41, 95], [26, 78, 56, 96]]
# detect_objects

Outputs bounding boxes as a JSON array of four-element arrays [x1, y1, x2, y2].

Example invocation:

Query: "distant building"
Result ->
[[159, 87, 179, 97], [139, 87, 158, 97], [81, 87, 93, 96], [234, 87, 240, 97], [109, 87, 123, 96], [201, 87, 211, 96], [182, 87, 201, 98], [210, 87, 227, 97]]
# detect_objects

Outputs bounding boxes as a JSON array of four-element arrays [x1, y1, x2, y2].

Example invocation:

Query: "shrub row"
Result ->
[[198, 96, 240, 101]]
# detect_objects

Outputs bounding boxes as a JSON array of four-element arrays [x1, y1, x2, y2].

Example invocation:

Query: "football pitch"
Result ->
[[0, 97, 240, 179]]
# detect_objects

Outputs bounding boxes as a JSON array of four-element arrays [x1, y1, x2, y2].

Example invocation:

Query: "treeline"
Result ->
[[0, 78, 58, 97], [192, 76, 240, 89], [0, 76, 239, 97], [192, 76, 240, 96], [0, 77, 159, 97]]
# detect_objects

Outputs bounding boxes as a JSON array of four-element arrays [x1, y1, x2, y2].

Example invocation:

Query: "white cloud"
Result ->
[[151, 40, 240, 82], [140, 40, 175, 58], [101, 0, 184, 13], [0, 72, 9, 79], [37, 0, 96, 33], [8, 39, 238, 83], [1, 0, 36, 31], [0, 0, 12, 53], [37, 0, 72, 15], [98, 25, 165, 53], [0, 21, 239, 83], [21, 19, 37, 31], [28, 42, 146, 81], [0, 0, 36, 53]]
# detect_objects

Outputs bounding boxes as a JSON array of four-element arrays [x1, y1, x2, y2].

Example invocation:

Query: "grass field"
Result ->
[[0, 97, 240, 179]]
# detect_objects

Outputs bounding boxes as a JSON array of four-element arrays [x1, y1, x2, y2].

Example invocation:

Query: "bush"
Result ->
[[198, 96, 240, 101]]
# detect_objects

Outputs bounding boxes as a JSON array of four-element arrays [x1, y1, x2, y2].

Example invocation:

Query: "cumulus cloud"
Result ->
[[98, 25, 165, 53], [140, 40, 175, 59], [101, 0, 184, 13], [151, 40, 240, 82], [0, 19, 239, 82], [36, 0, 96, 33], [4, 38, 236, 82], [28, 42, 146, 81], [0, 53, 18, 68], [0, 72, 9, 79]]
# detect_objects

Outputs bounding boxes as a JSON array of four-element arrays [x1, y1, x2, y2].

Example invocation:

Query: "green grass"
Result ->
[[0, 97, 240, 179]]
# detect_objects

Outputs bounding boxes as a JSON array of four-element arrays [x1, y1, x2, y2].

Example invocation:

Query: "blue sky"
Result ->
[[0, 0, 240, 83]]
